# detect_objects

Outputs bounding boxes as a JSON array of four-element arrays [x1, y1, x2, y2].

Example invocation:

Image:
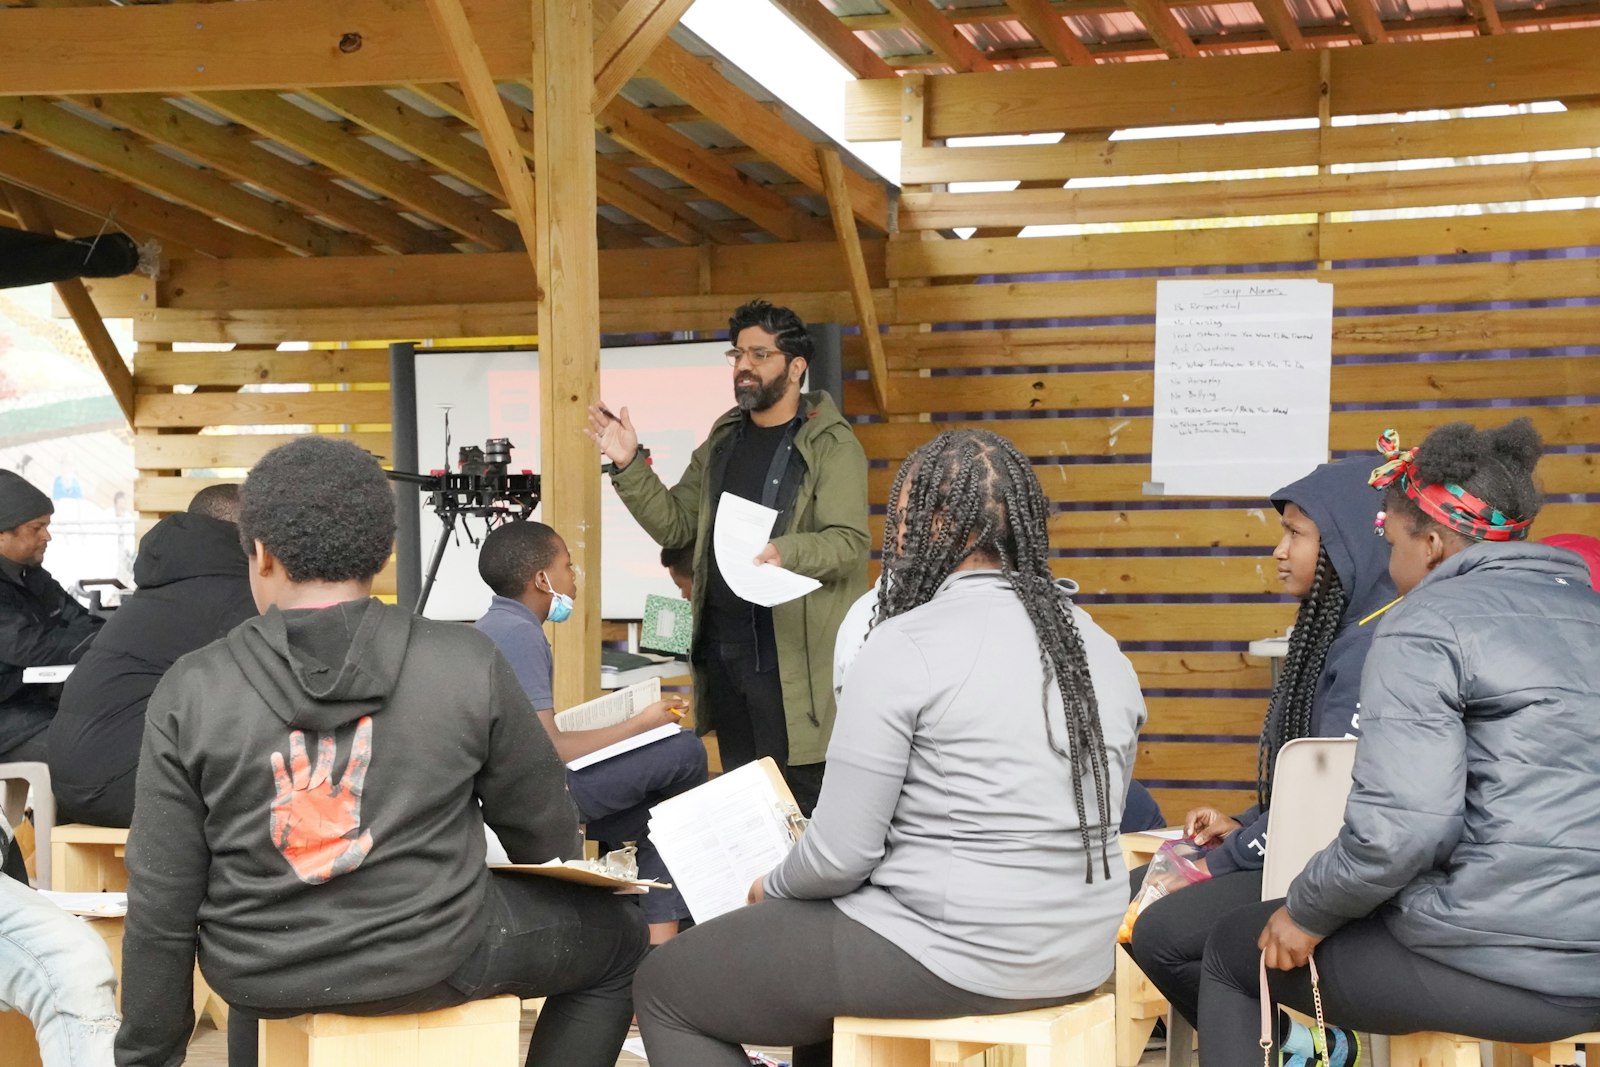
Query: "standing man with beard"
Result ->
[[585, 300, 868, 815]]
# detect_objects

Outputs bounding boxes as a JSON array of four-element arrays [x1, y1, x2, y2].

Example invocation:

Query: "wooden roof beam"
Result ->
[[817, 147, 889, 415], [1124, 0, 1201, 58], [408, 80, 734, 245], [638, 38, 891, 232], [0, 176, 118, 240], [594, 0, 698, 110], [1462, 0, 1505, 34], [596, 96, 829, 241], [0, 95, 366, 256], [1008, 0, 1098, 65], [768, 0, 898, 80], [301, 87, 503, 197], [878, 0, 996, 72], [1341, 0, 1392, 44], [422, 0, 539, 276], [5, 184, 134, 424], [67, 93, 452, 255], [193, 90, 518, 250], [1251, 0, 1310, 49]]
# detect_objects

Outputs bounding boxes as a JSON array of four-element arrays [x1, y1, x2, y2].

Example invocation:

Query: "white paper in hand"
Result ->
[[712, 493, 821, 607]]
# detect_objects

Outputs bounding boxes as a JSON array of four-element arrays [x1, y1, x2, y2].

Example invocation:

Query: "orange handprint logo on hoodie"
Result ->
[[270, 715, 375, 885]]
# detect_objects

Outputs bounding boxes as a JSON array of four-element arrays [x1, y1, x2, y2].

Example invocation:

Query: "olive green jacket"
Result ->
[[608, 391, 869, 765]]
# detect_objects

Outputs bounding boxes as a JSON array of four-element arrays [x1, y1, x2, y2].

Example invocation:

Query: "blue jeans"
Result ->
[[0, 871, 120, 1067], [566, 729, 708, 923]]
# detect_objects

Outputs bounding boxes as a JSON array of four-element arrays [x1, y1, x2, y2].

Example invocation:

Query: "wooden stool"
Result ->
[[1113, 953, 1168, 1067], [258, 995, 521, 1067], [51, 824, 129, 893], [832, 991, 1114, 1067], [1388, 1033, 1484, 1066], [1495, 1033, 1600, 1067]]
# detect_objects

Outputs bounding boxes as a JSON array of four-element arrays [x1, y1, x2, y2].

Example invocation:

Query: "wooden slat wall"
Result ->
[[132, 348, 398, 596], [848, 85, 1600, 820]]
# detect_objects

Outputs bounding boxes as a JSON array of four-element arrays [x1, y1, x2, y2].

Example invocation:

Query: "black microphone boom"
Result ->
[[0, 226, 143, 290]]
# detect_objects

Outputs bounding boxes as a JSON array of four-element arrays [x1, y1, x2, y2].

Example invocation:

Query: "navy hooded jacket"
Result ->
[[1207, 456, 1397, 876]]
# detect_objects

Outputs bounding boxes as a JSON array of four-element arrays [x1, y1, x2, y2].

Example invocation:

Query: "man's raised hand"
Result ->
[[584, 402, 639, 469]]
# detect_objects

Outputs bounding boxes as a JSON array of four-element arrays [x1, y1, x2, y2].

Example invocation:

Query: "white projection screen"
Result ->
[[412, 342, 737, 621]]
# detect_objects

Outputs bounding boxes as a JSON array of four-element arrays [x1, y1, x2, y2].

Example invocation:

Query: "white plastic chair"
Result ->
[[0, 761, 56, 889]]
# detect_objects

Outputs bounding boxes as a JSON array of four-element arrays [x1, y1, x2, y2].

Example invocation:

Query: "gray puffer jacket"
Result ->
[[1289, 542, 1600, 998]]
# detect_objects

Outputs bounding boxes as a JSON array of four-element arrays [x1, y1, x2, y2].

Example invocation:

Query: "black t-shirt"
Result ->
[[703, 420, 791, 643]]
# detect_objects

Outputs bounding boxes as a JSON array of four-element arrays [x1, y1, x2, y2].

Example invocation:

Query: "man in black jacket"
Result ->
[[0, 469, 101, 765], [49, 484, 257, 827]]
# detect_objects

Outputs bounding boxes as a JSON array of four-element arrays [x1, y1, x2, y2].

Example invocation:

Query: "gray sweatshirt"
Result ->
[[765, 570, 1147, 999]]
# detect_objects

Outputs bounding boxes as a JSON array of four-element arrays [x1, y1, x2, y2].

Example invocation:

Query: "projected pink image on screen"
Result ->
[[484, 359, 736, 617]]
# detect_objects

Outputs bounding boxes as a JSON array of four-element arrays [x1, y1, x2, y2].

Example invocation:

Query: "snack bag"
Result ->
[[1117, 839, 1212, 943]]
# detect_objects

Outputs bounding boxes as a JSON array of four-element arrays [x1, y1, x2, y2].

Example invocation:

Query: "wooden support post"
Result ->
[[818, 147, 890, 416], [5, 186, 135, 425], [533, 0, 605, 710]]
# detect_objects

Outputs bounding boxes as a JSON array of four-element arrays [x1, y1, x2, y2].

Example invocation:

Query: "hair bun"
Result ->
[[1413, 417, 1542, 486]]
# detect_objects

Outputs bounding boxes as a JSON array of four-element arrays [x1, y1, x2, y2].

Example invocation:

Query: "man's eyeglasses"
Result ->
[[725, 347, 785, 367]]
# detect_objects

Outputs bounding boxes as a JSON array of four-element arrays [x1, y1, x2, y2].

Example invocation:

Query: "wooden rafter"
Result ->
[[0, 96, 366, 256], [817, 147, 890, 414], [421, 0, 540, 262], [768, 0, 898, 80], [67, 93, 452, 255], [1008, 0, 1097, 65], [596, 97, 827, 241], [301, 87, 503, 197], [4, 184, 135, 424], [0, 177, 115, 240], [1341, 0, 1392, 44], [1252, 0, 1309, 49], [1124, 0, 1201, 58], [192, 90, 517, 250], [639, 38, 890, 232], [408, 80, 730, 245], [593, 0, 698, 110], [1462, 0, 1505, 34], [0, 132, 278, 258], [879, 0, 996, 72]]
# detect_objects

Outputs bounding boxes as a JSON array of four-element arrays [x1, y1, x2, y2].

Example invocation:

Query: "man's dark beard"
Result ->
[[734, 369, 790, 413]]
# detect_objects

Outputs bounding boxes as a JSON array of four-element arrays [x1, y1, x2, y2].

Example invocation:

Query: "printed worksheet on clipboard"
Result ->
[[646, 757, 806, 923]]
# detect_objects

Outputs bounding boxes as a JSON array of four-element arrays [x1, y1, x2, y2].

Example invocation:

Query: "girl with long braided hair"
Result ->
[[1128, 456, 1396, 1066], [636, 430, 1147, 1067]]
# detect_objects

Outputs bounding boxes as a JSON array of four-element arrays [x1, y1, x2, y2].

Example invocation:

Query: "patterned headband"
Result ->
[[1368, 429, 1533, 542]]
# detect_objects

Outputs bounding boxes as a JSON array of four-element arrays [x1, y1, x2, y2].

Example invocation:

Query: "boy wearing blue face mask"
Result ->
[[475, 521, 708, 943]]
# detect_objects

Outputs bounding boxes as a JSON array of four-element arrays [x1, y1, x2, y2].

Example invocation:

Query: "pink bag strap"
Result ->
[[1259, 952, 1325, 1067]]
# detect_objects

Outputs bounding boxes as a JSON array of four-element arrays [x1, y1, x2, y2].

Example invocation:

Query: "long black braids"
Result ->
[[875, 430, 1115, 882], [1256, 543, 1348, 808]]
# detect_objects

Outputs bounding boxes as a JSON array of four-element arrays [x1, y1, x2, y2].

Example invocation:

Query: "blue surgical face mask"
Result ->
[[546, 590, 574, 624]]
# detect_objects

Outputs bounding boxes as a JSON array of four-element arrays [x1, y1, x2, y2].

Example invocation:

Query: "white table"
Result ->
[[600, 662, 689, 690], [1246, 636, 1289, 685]]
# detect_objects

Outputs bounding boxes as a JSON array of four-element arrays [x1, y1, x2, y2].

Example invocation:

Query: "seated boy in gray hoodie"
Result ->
[[114, 437, 648, 1067]]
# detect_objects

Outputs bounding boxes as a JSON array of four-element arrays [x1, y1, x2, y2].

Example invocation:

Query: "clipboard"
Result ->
[[490, 860, 671, 893]]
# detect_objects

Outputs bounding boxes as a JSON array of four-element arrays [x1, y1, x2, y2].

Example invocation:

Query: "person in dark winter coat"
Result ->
[[1201, 419, 1600, 1064], [114, 437, 647, 1067], [1127, 456, 1396, 1046], [48, 485, 257, 827], [0, 469, 101, 764]]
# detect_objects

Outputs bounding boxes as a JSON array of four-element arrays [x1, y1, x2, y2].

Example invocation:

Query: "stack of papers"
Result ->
[[713, 494, 820, 608]]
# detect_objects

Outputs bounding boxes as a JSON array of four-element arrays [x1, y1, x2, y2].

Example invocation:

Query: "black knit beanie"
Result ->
[[0, 470, 53, 532]]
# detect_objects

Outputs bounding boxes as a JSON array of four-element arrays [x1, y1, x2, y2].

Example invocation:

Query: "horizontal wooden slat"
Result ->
[[899, 158, 1600, 230], [865, 440, 1599, 503], [1092, 602, 1295, 643], [134, 431, 392, 471], [1128, 652, 1272, 692], [1147, 787, 1256, 820], [1135, 740, 1259, 781], [891, 209, 1600, 279], [855, 405, 1600, 461], [844, 28, 1600, 141], [848, 355, 1597, 416], [1052, 556, 1282, 595], [134, 390, 392, 429], [135, 350, 391, 387], [845, 306, 1600, 373], [1143, 697, 1265, 735], [889, 258, 1600, 324], [900, 108, 1600, 185]]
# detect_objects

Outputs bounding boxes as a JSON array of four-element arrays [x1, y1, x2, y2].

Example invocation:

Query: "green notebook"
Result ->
[[641, 594, 693, 656]]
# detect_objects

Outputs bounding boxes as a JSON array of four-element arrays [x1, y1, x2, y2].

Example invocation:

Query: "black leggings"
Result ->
[[1126, 867, 1264, 1026], [634, 898, 1081, 1067], [1196, 899, 1600, 1065]]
